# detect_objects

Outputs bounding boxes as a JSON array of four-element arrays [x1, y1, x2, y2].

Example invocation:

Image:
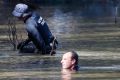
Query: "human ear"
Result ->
[[72, 59, 76, 65]]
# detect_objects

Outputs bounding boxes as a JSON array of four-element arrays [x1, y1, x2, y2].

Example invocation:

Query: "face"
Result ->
[[61, 52, 75, 70]]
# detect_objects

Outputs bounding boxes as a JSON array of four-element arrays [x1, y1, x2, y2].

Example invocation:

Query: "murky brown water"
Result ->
[[0, 51, 119, 80], [0, 4, 120, 80]]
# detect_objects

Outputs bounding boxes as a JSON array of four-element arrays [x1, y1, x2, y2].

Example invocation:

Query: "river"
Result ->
[[0, 3, 120, 80]]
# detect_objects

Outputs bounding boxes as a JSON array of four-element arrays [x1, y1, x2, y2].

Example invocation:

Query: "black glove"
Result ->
[[17, 38, 31, 50]]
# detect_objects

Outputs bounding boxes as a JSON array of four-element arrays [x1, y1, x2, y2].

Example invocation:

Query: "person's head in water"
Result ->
[[61, 51, 79, 71], [12, 3, 32, 21]]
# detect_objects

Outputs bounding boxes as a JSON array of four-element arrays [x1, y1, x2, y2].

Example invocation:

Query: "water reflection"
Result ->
[[48, 8, 75, 35], [61, 69, 76, 80]]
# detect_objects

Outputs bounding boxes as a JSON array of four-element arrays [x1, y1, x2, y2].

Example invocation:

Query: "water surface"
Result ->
[[0, 4, 120, 80]]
